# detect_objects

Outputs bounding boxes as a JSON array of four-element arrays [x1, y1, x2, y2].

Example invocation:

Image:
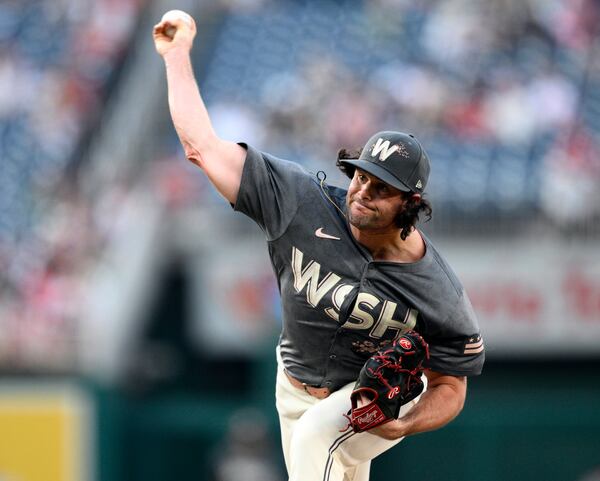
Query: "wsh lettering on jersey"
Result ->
[[291, 246, 417, 339]]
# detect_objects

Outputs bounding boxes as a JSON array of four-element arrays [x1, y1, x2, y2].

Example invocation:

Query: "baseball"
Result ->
[[161, 9, 193, 38]]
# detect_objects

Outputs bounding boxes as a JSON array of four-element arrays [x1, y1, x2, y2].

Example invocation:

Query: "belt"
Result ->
[[284, 369, 332, 399]]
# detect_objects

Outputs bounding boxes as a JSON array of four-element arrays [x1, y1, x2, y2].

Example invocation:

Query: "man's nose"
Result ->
[[357, 181, 372, 199]]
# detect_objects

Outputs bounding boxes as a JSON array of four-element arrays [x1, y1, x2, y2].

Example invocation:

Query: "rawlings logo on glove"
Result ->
[[345, 330, 429, 433]]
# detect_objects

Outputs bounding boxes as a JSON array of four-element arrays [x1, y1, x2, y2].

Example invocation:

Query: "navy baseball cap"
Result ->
[[338, 131, 430, 193]]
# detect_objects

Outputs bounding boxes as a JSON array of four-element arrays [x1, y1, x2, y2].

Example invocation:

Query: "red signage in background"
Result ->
[[563, 269, 600, 321], [444, 241, 600, 356]]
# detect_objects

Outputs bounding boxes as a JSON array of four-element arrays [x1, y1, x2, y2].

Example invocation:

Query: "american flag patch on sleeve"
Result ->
[[463, 334, 484, 355]]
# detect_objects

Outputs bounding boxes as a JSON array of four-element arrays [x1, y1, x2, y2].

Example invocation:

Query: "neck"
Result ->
[[350, 225, 425, 262]]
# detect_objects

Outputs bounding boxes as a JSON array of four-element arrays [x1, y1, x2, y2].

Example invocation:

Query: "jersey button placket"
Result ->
[[361, 262, 373, 288]]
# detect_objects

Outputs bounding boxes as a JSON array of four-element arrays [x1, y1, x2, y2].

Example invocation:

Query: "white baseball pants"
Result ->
[[275, 351, 425, 481]]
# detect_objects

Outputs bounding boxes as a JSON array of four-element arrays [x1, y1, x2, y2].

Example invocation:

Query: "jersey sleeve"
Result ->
[[423, 291, 485, 376], [233, 144, 312, 240]]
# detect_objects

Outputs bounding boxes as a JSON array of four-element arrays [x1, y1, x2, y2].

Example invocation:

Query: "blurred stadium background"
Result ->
[[1, 0, 599, 480]]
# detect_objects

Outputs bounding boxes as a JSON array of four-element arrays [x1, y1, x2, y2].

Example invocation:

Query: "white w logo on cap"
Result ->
[[370, 138, 398, 161]]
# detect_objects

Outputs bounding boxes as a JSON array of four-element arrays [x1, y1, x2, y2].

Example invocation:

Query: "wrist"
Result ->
[[369, 418, 410, 440], [390, 417, 411, 438], [163, 47, 192, 67]]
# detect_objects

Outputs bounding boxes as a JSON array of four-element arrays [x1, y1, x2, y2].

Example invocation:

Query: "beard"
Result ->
[[347, 199, 391, 230], [348, 209, 376, 229]]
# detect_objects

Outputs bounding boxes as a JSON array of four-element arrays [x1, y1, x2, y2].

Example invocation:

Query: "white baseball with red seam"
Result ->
[[161, 9, 193, 38]]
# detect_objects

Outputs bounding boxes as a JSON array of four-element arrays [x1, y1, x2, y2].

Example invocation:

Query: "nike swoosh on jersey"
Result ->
[[315, 228, 341, 240]]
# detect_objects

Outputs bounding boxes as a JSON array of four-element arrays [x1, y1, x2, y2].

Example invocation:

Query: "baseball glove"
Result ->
[[346, 331, 429, 433]]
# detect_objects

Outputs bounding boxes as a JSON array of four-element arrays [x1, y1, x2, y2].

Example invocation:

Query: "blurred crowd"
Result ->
[[0, 0, 144, 372], [204, 0, 600, 226], [1, 0, 600, 374]]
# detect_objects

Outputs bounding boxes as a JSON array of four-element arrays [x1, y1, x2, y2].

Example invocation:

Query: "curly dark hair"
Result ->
[[336, 148, 362, 177], [395, 193, 432, 240], [336, 147, 433, 240]]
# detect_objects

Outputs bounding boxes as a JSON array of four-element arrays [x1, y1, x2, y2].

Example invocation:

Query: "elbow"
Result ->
[[181, 138, 213, 169], [453, 380, 467, 419], [441, 387, 466, 428], [433, 374, 467, 421], [455, 394, 466, 419], [185, 149, 203, 169]]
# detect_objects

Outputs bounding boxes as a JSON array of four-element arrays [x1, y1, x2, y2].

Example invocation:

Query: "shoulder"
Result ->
[[243, 144, 310, 176], [422, 235, 466, 298]]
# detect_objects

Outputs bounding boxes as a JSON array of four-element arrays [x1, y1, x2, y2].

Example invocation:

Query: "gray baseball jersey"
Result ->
[[234, 145, 484, 391]]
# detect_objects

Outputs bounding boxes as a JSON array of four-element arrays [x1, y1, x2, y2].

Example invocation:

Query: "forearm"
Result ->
[[163, 49, 217, 166], [154, 11, 246, 203], [369, 372, 466, 440], [397, 380, 465, 437]]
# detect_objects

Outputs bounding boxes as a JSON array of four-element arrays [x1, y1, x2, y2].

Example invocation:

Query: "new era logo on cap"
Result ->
[[338, 131, 431, 193]]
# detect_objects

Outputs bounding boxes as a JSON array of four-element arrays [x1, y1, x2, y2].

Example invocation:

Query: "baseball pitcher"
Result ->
[[153, 11, 484, 481]]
